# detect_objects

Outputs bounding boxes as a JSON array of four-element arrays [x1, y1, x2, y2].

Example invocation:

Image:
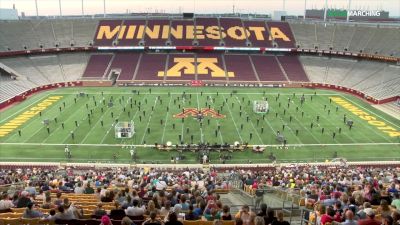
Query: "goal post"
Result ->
[[253, 100, 269, 114], [115, 121, 135, 138]]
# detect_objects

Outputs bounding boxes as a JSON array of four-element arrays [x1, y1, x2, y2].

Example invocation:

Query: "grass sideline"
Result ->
[[0, 87, 399, 164]]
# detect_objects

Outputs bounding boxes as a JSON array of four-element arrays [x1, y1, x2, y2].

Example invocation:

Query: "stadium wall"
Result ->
[[0, 81, 82, 110]]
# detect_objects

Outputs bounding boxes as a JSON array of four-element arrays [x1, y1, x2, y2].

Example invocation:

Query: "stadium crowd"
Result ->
[[0, 164, 398, 225]]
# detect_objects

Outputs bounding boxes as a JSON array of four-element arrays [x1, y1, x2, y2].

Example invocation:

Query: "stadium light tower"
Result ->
[[347, 0, 352, 22], [304, 0, 307, 20], [59, 0, 62, 17], [103, 0, 106, 18], [323, 0, 328, 22], [35, 0, 39, 18], [81, 0, 84, 17]]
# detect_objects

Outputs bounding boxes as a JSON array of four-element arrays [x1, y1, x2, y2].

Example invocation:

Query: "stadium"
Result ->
[[0, 0, 399, 225]]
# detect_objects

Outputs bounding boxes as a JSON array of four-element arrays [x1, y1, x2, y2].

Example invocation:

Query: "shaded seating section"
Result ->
[[108, 53, 140, 81], [224, 54, 257, 81], [82, 54, 113, 78], [219, 18, 248, 47], [134, 54, 166, 81], [251, 55, 287, 81], [242, 20, 272, 47], [277, 55, 309, 82], [195, 18, 221, 46], [170, 19, 195, 46]]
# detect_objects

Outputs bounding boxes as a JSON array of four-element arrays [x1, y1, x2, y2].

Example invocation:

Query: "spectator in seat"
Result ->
[[25, 182, 37, 196], [341, 210, 357, 225], [0, 193, 14, 212], [391, 211, 400, 224], [41, 195, 54, 209], [165, 212, 183, 225], [382, 215, 394, 225], [53, 192, 63, 206], [357, 202, 372, 220], [265, 208, 277, 225], [93, 203, 107, 218], [121, 216, 136, 225], [143, 211, 164, 225], [110, 201, 126, 220], [221, 205, 233, 220], [145, 200, 159, 216], [74, 182, 84, 194], [272, 211, 290, 225], [55, 205, 74, 220], [101, 191, 114, 202], [391, 193, 400, 211], [160, 200, 172, 217], [235, 205, 255, 225], [84, 182, 95, 194], [100, 215, 113, 225], [23, 202, 43, 218], [125, 199, 145, 217], [254, 216, 265, 225], [357, 208, 380, 225], [377, 200, 392, 217], [17, 191, 32, 208], [320, 207, 335, 225], [185, 204, 199, 221], [46, 209, 57, 221]]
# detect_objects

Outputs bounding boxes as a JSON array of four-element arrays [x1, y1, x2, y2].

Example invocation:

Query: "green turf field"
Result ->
[[0, 87, 399, 164]]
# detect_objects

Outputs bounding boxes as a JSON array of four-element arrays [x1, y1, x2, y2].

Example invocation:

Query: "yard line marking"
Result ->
[[4, 95, 83, 142], [139, 98, 159, 144], [100, 95, 144, 144], [1, 142, 398, 147], [80, 101, 113, 144], [196, 93, 204, 143], [55, 92, 340, 96], [233, 96, 263, 144], [341, 95, 400, 129], [60, 98, 98, 144], [0, 93, 50, 124], [221, 94, 244, 143], [207, 95, 224, 144], [244, 94, 303, 144], [161, 95, 173, 144], [304, 96, 364, 143]]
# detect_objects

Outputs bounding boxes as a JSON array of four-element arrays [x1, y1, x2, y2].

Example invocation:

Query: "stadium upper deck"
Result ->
[[0, 17, 399, 105]]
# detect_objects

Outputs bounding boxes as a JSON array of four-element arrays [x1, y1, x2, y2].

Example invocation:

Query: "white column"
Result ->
[[103, 0, 106, 18], [323, 0, 328, 22], [304, 0, 307, 20], [347, 0, 352, 22], [35, 0, 39, 18], [81, 0, 84, 17], [59, 0, 62, 17]]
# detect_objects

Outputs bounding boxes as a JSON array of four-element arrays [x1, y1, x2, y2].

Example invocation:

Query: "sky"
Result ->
[[0, 0, 399, 17]]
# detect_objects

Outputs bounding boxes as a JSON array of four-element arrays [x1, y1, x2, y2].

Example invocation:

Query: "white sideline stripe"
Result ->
[[54, 92, 340, 96], [160, 95, 173, 143], [0, 93, 50, 123], [222, 94, 244, 143], [233, 96, 264, 144], [341, 95, 400, 129], [139, 98, 159, 144], [0, 142, 398, 147], [196, 93, 204, 143]]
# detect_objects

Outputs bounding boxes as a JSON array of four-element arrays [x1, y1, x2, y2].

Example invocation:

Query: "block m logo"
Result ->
[[158, 58, 234, 78], [173, 108, 225, 119]]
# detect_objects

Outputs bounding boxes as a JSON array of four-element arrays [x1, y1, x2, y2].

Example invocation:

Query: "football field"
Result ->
[[0, 87, 399, 164]]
